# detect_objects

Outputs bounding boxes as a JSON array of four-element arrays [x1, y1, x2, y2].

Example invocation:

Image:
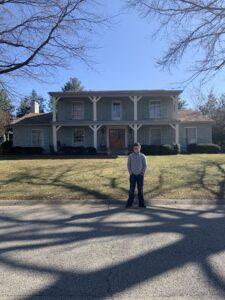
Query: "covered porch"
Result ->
[[52, 122, 180, 154]]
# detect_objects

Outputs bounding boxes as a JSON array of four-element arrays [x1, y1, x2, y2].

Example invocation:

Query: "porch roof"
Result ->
[[48, 89, 182, 98]]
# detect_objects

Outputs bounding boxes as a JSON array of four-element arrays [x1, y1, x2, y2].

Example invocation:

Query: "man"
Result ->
[[126, 142, 147, 208]]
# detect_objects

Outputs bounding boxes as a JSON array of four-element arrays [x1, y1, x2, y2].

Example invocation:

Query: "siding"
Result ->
[[138, 125, 175, 145], [179, 123, 212, 148], [12, 126, 52, 151], [57, 97, 93, 121], [138, 96, 174, 120], [97, 97, 134, 121], [57, 126, 93, 147]]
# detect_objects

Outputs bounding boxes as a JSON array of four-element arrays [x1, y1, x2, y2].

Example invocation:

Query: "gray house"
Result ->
[[11, 90, 214, 153]]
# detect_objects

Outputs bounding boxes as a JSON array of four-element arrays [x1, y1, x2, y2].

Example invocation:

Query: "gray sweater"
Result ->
[[127, 152, 147, 175]]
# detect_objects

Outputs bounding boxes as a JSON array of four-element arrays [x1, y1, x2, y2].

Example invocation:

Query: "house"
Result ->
[[10, 90, 214, 154]]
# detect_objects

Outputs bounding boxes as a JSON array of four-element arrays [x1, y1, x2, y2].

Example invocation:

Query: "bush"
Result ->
[[85, 147, 97, 155], [187, 143, 221, 154], [11, 146, 43, 155], [141, 144, 180, 155], [0, 141, 13, 154], [60, 146, 86, 155]]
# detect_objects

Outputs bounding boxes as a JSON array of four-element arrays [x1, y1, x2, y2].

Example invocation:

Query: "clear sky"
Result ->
[[12, 0, 225, 109]]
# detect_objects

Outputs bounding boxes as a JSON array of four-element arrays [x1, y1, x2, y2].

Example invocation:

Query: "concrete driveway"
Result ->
[[0, 203, 225, 299]]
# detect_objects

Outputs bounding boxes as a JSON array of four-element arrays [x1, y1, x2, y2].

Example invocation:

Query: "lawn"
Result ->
[[0, 154, 225, 202]]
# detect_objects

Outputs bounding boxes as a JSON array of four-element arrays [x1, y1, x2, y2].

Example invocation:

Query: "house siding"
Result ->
[[138, 96, 174, 120], [57, 126, 93, 147], [57, 97, 93, 121], [138, 125, 175, 145], [179, 123, 212, 148], [97, 97, 134, 121], [12, 126, 52, 151]]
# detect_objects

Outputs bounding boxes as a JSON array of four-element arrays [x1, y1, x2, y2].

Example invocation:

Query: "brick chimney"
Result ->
[[31, 100, 40, 113]]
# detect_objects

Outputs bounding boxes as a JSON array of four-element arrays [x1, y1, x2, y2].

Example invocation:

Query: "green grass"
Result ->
[[0, 154, 225, 201]]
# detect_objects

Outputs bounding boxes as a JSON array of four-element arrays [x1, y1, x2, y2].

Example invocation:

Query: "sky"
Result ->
[[11, 1, 225, 109]]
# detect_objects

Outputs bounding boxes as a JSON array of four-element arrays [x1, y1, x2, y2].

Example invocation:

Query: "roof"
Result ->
[[11, 112, 52, 125], [178, 110, 214, 123], [48, 89, 183, 98], [10, 110, 213, 126]]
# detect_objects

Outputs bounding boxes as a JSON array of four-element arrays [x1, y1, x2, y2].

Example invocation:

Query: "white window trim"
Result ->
[[72, 101, 84, 120], [149, 127, 161, 145], [31, 129, 44, 147], [185, 127, 197, 144], [149, 100, 161, 119], [72, 127, 85, 146], [111, 100, 122, 120]]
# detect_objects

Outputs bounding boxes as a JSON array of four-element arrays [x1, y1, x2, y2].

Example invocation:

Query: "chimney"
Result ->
[[31, 100, 40, 113]]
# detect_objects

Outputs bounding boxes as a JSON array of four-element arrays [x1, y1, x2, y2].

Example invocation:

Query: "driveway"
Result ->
[[0, 203, 225, 299]]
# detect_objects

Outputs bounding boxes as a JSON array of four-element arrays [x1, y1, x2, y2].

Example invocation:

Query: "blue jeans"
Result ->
[[127, 174, 145, 206]]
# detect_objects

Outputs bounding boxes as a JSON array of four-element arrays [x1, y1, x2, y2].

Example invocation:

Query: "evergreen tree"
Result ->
[[62, 77, 84, 92]]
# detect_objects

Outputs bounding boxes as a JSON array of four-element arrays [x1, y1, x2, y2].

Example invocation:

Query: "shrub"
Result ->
[[11, 146, 24, 154], [0, 141, 13, 154], [23, 147, 43, 154], [141, 144, 180, 155], [187, 143, 221, 154], [60, 146, 86, 155], [85, 147, 97, 155]]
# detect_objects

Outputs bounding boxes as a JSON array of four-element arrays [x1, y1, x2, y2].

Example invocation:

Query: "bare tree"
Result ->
[[128, 0, 225, 82], [0, 0, 110, 94], [0, 109, 11, 141]]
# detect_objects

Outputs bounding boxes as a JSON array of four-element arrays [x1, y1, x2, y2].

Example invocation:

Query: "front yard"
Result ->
[[0, 154, 224, 201]]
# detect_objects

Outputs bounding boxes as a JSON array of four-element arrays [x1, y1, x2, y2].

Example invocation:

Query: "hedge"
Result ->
[[140, 144, 181, 155], [187, 143, 221, 154]]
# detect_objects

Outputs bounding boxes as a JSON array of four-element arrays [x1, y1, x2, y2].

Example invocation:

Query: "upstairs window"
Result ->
[[73, 128, 85, 146], [150, 128, 161, 145], [32, 129, 43, 147], [72, 102, 84, 120], [112, 101, 121, 120], [185, 127, 197, 144], [149, 100, 161, 118]]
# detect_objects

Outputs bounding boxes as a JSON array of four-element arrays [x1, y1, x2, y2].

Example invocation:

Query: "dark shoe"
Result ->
[[139, 204, 147, 208], [125, 204, 132, 208]]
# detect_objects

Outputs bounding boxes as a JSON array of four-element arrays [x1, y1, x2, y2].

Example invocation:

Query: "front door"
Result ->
[[109, 128, 125, 149]]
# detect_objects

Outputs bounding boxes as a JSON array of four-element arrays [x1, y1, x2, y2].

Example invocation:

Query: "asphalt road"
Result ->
[[1, 203, 225, 299]]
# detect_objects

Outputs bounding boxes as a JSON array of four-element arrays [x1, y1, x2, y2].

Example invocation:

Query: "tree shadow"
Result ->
[[0, 205, 225, 298]]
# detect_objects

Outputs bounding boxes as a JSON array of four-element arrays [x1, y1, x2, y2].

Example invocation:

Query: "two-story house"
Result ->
[[11, 90, 214, 153]]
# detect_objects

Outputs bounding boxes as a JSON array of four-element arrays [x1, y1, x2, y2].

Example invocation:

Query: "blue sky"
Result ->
[[12, 1, 225, 109]]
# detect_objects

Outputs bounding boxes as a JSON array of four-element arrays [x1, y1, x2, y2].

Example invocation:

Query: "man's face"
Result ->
[[133, 145, 141, 154]]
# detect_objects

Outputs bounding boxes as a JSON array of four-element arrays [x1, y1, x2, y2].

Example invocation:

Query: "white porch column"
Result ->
[[171, 95, 179, 119], [52, 125, 57, 152], [129, 96, 142, 121], [52, 125, 61, 152], [129, 124, 142, 143], [52, 96, 60, 122], [170, 123, 179, 144], [88, 96, 101, 121], [89, 124, 102, 149]]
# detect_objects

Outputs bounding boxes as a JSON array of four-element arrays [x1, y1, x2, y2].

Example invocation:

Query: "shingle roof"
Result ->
[[11, 112, 52, 125], [178, 110, 214, 123]]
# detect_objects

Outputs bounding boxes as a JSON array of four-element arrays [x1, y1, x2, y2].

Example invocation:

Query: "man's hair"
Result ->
[[133, 142, 141, 147]]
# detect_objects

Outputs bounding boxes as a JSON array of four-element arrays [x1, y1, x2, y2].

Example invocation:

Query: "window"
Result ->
[[72, 102, 84, 120], [73, 129, 85, 146], [32, 129, 43, 147], [150, 128, 161, 145], [112, 101, 121, 120], [149, 100, 161, 118], [185, 127, 197, 144]]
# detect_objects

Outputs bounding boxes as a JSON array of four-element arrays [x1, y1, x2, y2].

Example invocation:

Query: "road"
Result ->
[[0, 202, 225, 299]]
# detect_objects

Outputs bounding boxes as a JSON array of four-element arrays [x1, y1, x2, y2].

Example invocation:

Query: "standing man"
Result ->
[[126, 142, 147, 208]]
